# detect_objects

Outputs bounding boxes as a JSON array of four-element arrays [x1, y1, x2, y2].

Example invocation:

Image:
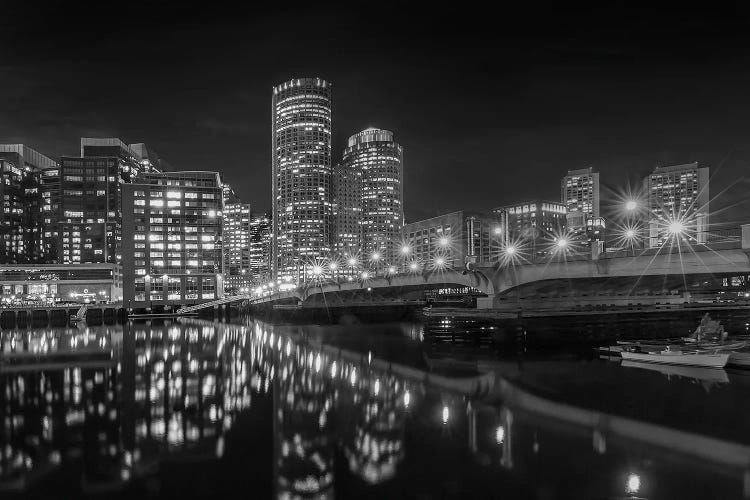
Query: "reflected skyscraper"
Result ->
[[271, 77, 333, 283]]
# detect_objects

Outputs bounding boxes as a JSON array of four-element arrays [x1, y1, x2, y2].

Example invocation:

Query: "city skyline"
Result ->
[[2, 3, 749, 223]]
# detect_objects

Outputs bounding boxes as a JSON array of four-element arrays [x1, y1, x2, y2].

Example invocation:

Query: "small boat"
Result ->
[[620, 345, 730, 369]]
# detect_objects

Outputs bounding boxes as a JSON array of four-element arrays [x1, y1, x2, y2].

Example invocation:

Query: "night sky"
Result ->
[[2, 1, 749, 223]]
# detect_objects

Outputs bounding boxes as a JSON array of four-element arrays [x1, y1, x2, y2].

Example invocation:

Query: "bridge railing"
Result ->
[[177, 294, 251, 314]]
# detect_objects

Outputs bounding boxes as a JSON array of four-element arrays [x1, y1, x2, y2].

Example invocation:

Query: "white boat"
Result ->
[[620, 346, 729, 369]]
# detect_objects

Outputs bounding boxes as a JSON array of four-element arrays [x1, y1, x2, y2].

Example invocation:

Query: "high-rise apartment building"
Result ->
[[249, 212, 272, 286], [644, 162, 709, 246], [340, 128, 403, 262], [561, 167, 599, 229], [0, 144, 57, 264], [122, 171, 224, 307], [223, 202, 251, 293], [271, 77, 333, 282]]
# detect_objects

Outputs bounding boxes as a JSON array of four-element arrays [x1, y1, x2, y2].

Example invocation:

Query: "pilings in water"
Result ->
[[0, 305, 127, 329]]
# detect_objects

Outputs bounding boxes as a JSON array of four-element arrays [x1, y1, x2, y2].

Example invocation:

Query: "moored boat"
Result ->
[[620, 346, 729, 369]]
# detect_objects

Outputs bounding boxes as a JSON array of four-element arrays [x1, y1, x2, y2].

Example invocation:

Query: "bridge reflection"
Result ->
[[1, 320, 749, 498]]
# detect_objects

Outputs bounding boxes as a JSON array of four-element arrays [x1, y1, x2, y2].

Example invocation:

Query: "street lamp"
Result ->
[[401, 245, 411, 255], [438, 236, 449, 247], [556, 238, 568, 248], [625, 200, 638, 211], [505, 245, 516, 255]]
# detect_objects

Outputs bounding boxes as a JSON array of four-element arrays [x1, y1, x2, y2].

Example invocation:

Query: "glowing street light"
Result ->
[[388, 266, 397, 275], [626, 473, 641, 494], [556, 238, 568, 248], [442, 406, 449, 424], [505, 245, 516, 255], [347, 257, 358, 267], [435, 257, 446, 268], [361, 271, 369, 280], [495, 425, 505, 444], [371, 252, 381, 262], [625, 200, 638, 211], [409, 261, 420, 272], [401, 245, 411, 255], [312, 265, 323, 276], [625, 229, 636, 239], [438, 236, 449, 247], [667, 219, 685, 235], [493, 226, 503, 235]]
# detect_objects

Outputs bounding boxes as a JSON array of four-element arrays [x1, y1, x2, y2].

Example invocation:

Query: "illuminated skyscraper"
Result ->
[[341, 128, 403, 262], [561, 167, 599, 229], [272, 77, 332, 282], [644, 162, 709, 247]]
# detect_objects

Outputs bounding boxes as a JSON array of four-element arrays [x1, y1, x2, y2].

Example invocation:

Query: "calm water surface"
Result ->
[[2, 316, 750, 499]]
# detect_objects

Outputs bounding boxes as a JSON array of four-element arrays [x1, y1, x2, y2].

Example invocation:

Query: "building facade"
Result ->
[[341, 128, 404, 262], [223, 202, 251, 293], [122, 171, 224, 307], [644, 162, 709, 247], [332, 161, 362, 259], [249, 212, 272, 286], [401, 211, 500, 271], [498, 200, 567, 257], [271, 77, 333, 283], [58, 138, 155, 265], [561, 167, 599, 229], [0, 263, 122, 305], [0, 145, 58, 264]]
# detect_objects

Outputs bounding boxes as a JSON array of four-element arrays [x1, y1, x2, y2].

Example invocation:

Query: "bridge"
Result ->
[[243, 227, 750, 312]]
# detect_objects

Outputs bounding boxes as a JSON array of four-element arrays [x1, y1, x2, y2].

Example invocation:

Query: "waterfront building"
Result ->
[[0, 263, 122, 304], [271, 77, 333, 283], [249, 212, 272, 285], [561, 167, 600, 229], [644, 162, 709, 247], [401, 211, 499, 271], [0, 145, 58, 264], [121, 171, 224, 307], [341, 128, 403, 262], [498, 200, 567, 257], [223, 202, 252, 293]]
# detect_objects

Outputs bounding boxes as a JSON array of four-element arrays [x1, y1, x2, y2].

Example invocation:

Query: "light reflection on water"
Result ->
[[0, 319, 748, 499]]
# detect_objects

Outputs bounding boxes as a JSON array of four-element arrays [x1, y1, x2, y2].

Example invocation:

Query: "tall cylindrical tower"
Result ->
[[271, 77, 332, 282], [342, 128, 403, 263]]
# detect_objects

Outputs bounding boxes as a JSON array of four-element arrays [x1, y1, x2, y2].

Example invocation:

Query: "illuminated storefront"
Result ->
[[0, 263, 123, 304]]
